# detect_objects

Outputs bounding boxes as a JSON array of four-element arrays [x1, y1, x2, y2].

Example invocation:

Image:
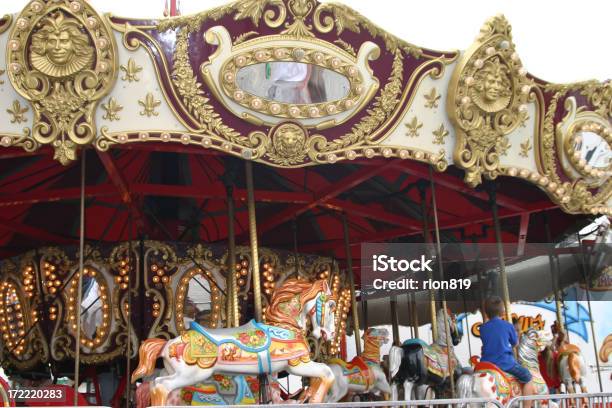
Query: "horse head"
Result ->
[[363, 327, 390, 346], [518, 328, 553, 366], [306, 280, 337, 342], [436, 308, 462, 346]]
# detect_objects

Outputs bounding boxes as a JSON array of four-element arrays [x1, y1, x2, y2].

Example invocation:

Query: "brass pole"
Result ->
[[410, 293, 419, 338], [125, 219, 133, 408], [489, 188, 512, 323], [419, 183, 437, 342], [74, 150, 86, 406], [544, 213, 564, 328], [429, 166, 454, 397], [226, 185, 239, 327], [342, 213, 361, 354], [390, 296, 400, 346], [245, 161, 263, 322]]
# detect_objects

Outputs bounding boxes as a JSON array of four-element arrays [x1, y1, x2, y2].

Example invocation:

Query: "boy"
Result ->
[[480, 296, 534, 403]]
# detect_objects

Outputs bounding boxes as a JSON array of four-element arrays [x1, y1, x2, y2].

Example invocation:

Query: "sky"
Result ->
[[1, 0, 610, 83]]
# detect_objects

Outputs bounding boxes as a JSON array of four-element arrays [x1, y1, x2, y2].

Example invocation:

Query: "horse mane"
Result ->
[[264, 278, 326, 329]]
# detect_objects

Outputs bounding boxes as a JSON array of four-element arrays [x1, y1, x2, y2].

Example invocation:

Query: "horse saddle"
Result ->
[[474, 361, 521, 398], [557, 343, 580, 359], [189, 320, 272, 352], [329, 356, 375, 388]]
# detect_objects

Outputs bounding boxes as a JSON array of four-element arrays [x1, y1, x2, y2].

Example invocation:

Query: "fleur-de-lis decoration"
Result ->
[[139, 93, 161, 117], [120, 58, 143, 82], [7, 100, 28, 124], [520, 139, 532, 158], [102, 97, 123, 121], [0, 69, 5, 85], [424, 87, 440, 109], [497, 136, 511, 156], [520, 112, 530, 128], [432, 124, 449, 145], [405, 116, 423, 138]]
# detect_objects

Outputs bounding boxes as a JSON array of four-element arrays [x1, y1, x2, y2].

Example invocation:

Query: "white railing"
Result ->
[[506, 392, 612, 408]]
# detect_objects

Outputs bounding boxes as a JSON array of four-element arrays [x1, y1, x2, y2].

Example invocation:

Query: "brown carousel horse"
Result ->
[[542, 322, 588, 394], [131, 278, 336, 405]]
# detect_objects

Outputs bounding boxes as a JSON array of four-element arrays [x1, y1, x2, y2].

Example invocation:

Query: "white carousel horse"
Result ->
[[542, 323, 588, 394], [389, 309, 463, 400], [325, 327, 392, 402], [131, 278, 337, 405], [457, 328, 557, 407]]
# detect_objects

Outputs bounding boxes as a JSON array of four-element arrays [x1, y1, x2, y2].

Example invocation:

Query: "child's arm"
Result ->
[[509, 323, 518, 347]]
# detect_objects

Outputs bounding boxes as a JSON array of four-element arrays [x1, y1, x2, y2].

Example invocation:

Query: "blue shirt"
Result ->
[[480, 317, 518, 371]]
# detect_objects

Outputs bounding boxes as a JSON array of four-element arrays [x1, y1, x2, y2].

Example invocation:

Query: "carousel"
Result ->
[[0, 0, 610, 406]]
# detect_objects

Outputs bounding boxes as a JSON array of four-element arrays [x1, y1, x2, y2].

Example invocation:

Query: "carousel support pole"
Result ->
[[410, 293, 419, 338], [245, 160, 267, 403], [544, 213, 564, 328], [577, 233, 604, 392], [74, 150, 86, 406], [245, 161, 263, 323], [418, 181, 437, 342], [429, 166, 454, 398], [226, 184, 238, 327], [489, 186, 512, 323], [390, 296, 400, 346], [342, 213, 362, 354], [125, 217, 134, 408]]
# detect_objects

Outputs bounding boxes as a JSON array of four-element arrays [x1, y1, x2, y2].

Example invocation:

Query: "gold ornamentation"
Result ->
[[0, 69, 5, 85], [282, 0, 315, 37], [497, 136, 511, 156], [268, 122, 308, 165], [333, 39, 356, 57], [447, 15, 532, 187], [219, 46, 365, 120], [6, 0, 117, 165], [139, 93, 161, 117], [172, 30, 248, 146], [405, 116, 423, 138], [432, 124, 449, 145], [7, 100, 28, 124], [120, 58, 143, 82], [102, 97, 123, 121], [424, 87, 440, 109], [234, 31, 259, 45], [519, 138, 532, 158]]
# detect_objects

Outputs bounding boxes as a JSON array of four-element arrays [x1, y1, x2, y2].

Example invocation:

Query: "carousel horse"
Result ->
[[542, 322, 588, 394], [389, 309, 463, 400], [457, 328, 556, 407], [325, 327, 392, 402], [135, 373, 294, 407], [131, 278, 337, 405]]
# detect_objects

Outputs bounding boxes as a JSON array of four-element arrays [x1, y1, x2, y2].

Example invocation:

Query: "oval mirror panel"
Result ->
[[236, 62, 351, 104], [183, 274, 212, 328], [573, 131, 612, 169], [80, 275, 103, 340]]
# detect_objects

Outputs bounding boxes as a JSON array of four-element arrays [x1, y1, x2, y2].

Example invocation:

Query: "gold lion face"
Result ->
[[274, 124, 306, 158]]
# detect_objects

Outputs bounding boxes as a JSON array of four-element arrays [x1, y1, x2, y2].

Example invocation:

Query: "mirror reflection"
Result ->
[[184, 275, 212, 328], [573, 131, 612, 169], [236, 62, 350, 104], [81, 276, 102, 339]]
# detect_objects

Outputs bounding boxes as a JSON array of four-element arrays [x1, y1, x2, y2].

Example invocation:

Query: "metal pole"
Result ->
[[342, 213, 362, 354], [226, 185, 238, 327], [410, 293, 419, 338], [390, 296, 400, 346], [544, 213, 564, 328], [125, 217, 133, 408], [489, 187, 512, 323], [74, 150, 86, 406], [245, 161, 263, 323], [578, 234, 603, 392], [429, 166, 454, 397], [419, 183, 437, 342]]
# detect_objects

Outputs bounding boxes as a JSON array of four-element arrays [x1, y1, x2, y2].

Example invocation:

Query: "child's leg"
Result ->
[[506, 364, 534, 408]]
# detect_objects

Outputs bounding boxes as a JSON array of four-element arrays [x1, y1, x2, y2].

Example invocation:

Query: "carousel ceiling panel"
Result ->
[[0, 0, 609, 216]]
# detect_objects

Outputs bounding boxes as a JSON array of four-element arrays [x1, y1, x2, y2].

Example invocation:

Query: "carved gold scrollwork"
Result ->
[[448, 15, 532, 187], [6, 0, 117, 165]]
